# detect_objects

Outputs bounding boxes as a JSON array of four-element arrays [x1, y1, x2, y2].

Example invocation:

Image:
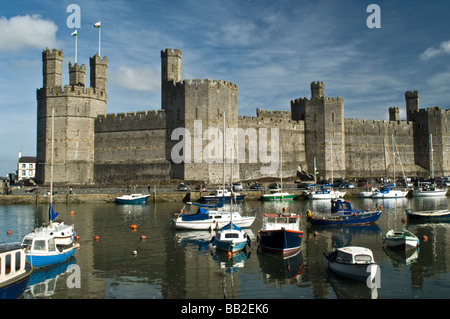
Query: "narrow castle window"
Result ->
[[332, 113, 335, 123]]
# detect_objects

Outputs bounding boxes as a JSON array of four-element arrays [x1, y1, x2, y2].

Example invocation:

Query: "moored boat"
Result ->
[[406, 208, 450, 220], [262, 190, 296, 201], [371, 185, 407, 198], [412, 182, 447, 197], [383, 229, 419, 250], [172, 206, 255, 230], [308, 185, 346, 200], [115, 193, 150, 204], [0, 243, 33, 299], [324, 246, 376, 282], [201, 188, 246, 202], [211, 223, 250, 253], [306, 199, 381, 226], [258, 209, 303, 257]]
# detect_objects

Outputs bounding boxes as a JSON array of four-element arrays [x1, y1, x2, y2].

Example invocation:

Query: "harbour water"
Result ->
[[1, 196, 450, 300]]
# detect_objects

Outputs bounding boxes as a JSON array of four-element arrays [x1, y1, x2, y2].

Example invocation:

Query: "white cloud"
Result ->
[[420, 40, 450, 61], [0, 15, 59, 52], [109, 66, 159, 92]]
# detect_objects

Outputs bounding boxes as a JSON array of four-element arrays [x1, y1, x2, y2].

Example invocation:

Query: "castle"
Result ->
[[35, 48, 450, 186]]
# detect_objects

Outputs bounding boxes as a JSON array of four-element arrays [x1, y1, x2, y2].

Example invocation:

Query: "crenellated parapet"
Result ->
[[95, 110, 166, 132]]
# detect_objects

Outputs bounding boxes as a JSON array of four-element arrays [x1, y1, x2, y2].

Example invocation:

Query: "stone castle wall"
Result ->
[[36, 48, 450, 185]]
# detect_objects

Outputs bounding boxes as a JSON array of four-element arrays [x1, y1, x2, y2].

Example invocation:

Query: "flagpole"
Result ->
[[98, 21, 101, 57], [75, 31, 78, 64]]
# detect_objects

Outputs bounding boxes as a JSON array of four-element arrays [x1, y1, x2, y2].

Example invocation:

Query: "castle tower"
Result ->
[[311, 81, 325, 99], [42, 48, 63, 88], [405, 90, 419, 122], [161, 48, 182, 110], [69, 62, 86, 87], [90, 54, 108, 92], [36, 49, 107, 185], [389, 107, 400, 121], [297, 81, 345, 180]]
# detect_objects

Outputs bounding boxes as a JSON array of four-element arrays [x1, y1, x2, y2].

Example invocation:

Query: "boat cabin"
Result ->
[[336, 247, 374, 264], [22, 235, 58, 254], [261, 213, 300, 231], [331, 199, 353, 214], [0, 244, 29, 283]]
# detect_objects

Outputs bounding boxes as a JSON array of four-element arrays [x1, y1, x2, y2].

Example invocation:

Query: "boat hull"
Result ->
[[325, 257, 374, 282], [115, 194, 150, 204], [385, 237, 418, 250], [174, 216, 255, 230], [412, 190, 447, 197], [372, 190, 407, 198], [406, 209, 450, 220], [0, 262, 32, 299], [26, 246, 77, 268], [307, 211, 381, 226], [258, 229, 303, 257], [215, 240, 247, 253], [262, 193, 296, 201]]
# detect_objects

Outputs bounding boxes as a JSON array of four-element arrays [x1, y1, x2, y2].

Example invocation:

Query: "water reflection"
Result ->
[[2, 196, 450, 299]]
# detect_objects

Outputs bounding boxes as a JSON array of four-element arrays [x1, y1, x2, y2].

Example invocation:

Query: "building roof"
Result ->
[[18, 156, 36, 163]]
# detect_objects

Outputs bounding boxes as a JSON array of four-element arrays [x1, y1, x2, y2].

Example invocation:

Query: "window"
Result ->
[[22, 164, 26, 168], [5, 254, 11, 275], [225, 233, 239, 239], [15, 252, 21, 271], [48, 238, 56, 252], [355, 254, 372, 262], [33, 240, 46, 251]]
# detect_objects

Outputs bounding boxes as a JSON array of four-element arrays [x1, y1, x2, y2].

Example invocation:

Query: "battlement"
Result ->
[[167, 78, 238, 89], [36, 85, 106, 100], [405, 90, 419, 99], [95, 109, 166, 132], [161, 48, 182, 58], [42, 48, 63, 59]]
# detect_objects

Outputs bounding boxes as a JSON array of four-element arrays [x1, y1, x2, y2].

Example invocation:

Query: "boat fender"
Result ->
[[247, 235, 251, 248], [306, 210, 312, 218], [179, 209, 183, 214], [210, 236, 215, 244]]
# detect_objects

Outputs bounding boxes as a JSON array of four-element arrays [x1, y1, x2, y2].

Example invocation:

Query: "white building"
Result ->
[[17, 152, 36, 181]]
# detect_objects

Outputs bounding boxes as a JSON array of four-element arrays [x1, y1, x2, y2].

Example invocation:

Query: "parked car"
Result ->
[[250, 183, 263, 190], [177, 183, 188, 191], [338, 182, 355, 189], [232, 182, 243, 191]]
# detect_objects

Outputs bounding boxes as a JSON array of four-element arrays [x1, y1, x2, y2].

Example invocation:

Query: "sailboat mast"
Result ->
[[50, 107, 54, 208], [280, 147, 283, 191], [392, 134, 396, 187], [222, 112, 225, 194], [430, 134, 434, 180]]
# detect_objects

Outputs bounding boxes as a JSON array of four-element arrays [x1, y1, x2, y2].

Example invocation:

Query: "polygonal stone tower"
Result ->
[[36, 48, 107, 185]]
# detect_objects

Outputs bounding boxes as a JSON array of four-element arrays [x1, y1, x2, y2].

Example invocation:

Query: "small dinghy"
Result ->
[[383, 229, 419, 250], [324, 246, 376, 281]]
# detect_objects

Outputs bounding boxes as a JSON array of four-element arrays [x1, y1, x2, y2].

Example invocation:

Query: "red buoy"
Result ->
[[75, 234, 81, 241], [422, 235, 428, 241], [94, 235, 100, 241], [140, 235, 147, 240], [6, 230, 12, 235]]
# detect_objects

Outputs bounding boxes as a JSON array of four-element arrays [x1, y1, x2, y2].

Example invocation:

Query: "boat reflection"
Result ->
[[24, 257, 76, 298], [258, 250, 304, 284]]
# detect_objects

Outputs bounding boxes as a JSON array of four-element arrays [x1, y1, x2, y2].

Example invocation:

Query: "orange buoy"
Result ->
[[94, 235, 100, 241], [75, 234, 81, 241], [131, 224, 138, 230], [283, 207, 287, 213], [70, 210, 75, 215], [6, 230, 12, 235], [227, 251, 232, 259]]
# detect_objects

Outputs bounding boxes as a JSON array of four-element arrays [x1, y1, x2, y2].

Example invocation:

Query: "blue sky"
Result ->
[[1, 0, 450, 177]]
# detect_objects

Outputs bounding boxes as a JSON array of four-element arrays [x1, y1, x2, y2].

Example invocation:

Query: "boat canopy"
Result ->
[[180, 207, 210, 221], [219, 223, 242, 231]]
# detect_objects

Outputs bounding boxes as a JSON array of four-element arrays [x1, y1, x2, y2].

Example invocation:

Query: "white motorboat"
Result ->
[[324, 246, 376, 282]]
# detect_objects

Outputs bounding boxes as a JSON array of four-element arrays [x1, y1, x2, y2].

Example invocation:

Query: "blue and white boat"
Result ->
[[211, 223, 251, 253], [306, 199, 382, 226], [115, 193, 150, 204], [258, 210, 303, 257], [371, 184, 407, 198], [0, 243, 33, 299], [308, 184, 346, 200], [21, 204, 78, 268]]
